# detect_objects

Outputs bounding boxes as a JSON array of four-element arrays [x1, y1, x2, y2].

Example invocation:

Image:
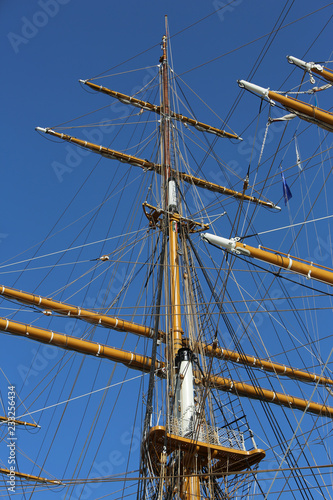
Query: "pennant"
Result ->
[[280, 166, 292, 205], [294, 135, 302, 171]]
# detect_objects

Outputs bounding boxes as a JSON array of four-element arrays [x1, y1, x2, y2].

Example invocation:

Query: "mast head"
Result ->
[[287, 55, 323, 72], [238, 80, 269, 98]]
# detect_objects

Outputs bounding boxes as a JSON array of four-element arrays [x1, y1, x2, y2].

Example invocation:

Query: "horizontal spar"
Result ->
[[198, 343, 333, 388], [0, 317, 164, 375], [0, 284, 159, 340], [177, 170, 280, 210], [35, 128, 279, 210], [0, 467, 62, 485], [203, 373, 333, 419], [2, 316, 331, 418], [0, 416, 39, 428], [287, 55, 333, 84], [238, 79, 333, 132], [80, 80, 242, 140], [2, 285, 329, 388], [202, 232, 333, 287]]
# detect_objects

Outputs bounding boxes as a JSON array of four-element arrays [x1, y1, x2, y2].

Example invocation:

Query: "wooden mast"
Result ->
[[161, 21, 197, 499], [160, 18, 201, 499], [161, 27, 183, 360]]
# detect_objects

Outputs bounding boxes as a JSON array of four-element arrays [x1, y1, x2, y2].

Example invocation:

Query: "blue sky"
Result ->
[[0, 0, 331, 258], [1, 1, 333, 498]]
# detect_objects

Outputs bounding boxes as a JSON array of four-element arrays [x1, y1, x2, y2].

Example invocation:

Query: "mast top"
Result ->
[[287, 55, 323, 73]]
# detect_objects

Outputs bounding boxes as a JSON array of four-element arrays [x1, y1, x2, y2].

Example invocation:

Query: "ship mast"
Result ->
[[161, 18, 199, 499], [161, 23, 183, 360]]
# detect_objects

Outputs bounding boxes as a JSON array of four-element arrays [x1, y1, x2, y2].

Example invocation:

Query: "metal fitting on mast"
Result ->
[[175, 348, 196, 437], [175, 347, 193, 368], [168, 177, 178, 213], [238, 80, 275, 105], [287, 55, 323, 73]]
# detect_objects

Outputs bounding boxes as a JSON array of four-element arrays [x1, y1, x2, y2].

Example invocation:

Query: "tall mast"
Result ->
[[161, 18, 200, 499], [161, 18, 183, 360]]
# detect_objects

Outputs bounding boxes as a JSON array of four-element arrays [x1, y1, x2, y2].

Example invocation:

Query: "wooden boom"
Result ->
[[203, 373, 333, 419], [0, 416, 39, 428], [196, 342, 333, 387], [238, 79, 333, 132], [1, 284, 332, 388], [202, 232, 333, 287], [287, 55, 333, 84], [0, 467, 62, 485], [35, 127, 280, 210], [0, 317, 163, 374], [0, 284, 157, 339], [1, 316, 332, 418], [79, 79, 242, 140]]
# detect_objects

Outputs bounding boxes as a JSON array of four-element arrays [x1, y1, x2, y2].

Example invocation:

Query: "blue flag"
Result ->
[[280, 167, 292, 205]]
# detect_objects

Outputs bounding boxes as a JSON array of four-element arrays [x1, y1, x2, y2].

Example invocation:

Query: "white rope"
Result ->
[[0, 228, 147, 270], [89, 65, 158, 80], [264, 348, 333, 499], [240, 120, 270, 236], [59, 120, 158, 130], [257, 121, 270, 168], [0, 259, 92, 275], [18, 374, 147, 419], [256, 214, 333, 236]]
